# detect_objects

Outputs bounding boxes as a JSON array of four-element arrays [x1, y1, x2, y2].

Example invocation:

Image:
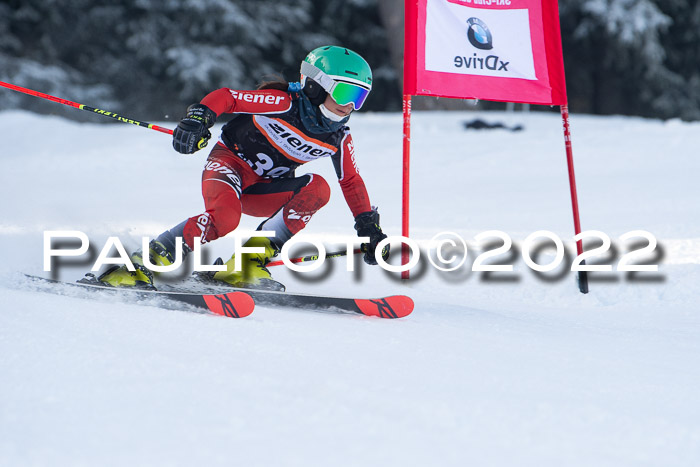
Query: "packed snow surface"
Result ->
[[1, 109, 699, 466]]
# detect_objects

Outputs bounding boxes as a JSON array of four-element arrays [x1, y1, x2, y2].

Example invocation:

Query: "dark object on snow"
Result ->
[[464, 118, 524, 132]]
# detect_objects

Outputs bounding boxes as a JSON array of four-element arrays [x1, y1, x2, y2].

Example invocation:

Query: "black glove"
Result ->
[[172, 103, 216, 154], [354, 209, 389, 265]]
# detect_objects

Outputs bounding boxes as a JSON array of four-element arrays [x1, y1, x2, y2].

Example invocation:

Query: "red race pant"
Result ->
[[181, 144, 330, 247]]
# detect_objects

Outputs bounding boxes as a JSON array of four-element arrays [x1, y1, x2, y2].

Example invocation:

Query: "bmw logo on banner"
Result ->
[[466, 17, 493, 50]]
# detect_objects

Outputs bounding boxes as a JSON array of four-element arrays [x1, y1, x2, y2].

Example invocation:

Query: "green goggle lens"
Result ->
[[330, 82, 371, 110]]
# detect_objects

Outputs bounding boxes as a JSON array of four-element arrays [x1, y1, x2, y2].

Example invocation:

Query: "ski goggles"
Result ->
[[300, 61, 371, 110]]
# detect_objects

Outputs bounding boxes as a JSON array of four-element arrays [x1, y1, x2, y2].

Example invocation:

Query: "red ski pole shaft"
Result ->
[[0, 80, 173, 135], [267, 249, 362, 268]]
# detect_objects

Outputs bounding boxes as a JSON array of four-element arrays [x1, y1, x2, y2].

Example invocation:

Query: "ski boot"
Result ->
[[92, 240, 175, 288], [212, 237, 285, 291]]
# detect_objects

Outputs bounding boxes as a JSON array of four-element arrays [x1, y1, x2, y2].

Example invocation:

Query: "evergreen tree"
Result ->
[[311, 0, 401, 111], [651, 0, 700, 120], [559, 0, 699, 119], [0, 0, 395, 120], [2, 0, 699, 119]]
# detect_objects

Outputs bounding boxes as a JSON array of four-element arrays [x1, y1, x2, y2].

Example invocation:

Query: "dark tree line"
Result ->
[[1, 0, 698, 121], [559, 0, 700, 120], [0, 0, 396, 121]]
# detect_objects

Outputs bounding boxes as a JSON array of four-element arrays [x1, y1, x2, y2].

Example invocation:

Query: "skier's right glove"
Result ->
[[172, 103, 217, 154], [354, 208, 389, 265]]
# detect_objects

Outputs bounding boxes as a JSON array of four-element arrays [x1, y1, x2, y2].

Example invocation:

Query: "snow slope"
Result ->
[[1, 109, 699, 466]]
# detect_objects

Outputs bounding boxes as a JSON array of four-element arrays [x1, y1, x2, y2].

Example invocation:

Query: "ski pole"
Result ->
[[267, 249, 362, 268], [0, 80, 173, 135]]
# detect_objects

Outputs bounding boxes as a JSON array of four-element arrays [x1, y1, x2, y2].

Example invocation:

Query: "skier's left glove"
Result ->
[[172, 103, 216, 154], [354, 208, 389, 265]]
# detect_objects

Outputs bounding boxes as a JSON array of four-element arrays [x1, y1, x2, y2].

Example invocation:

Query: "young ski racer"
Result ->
[[96, 46, 390, 291]]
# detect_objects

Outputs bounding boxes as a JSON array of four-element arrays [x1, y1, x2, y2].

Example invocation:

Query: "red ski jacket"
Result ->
[[200, 87, 372, 217]]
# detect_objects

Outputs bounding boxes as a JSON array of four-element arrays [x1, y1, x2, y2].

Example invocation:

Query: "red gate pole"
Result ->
[[560, 105, 589, 293], [401, 94, 412, 280]]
